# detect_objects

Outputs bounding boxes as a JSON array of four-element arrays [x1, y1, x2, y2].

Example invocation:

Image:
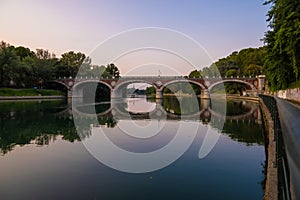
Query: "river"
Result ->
[[0, 97, 265, 199]]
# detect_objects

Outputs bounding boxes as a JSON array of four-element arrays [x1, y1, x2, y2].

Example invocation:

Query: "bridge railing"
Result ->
[[259, 94, 291, 200], [53, 75, 257, 80]]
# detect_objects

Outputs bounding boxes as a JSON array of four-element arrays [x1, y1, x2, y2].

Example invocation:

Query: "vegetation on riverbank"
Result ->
[[0, 1, 299, 94], [188, 47, 266, 79], [0, 42, 120, 89], [263, 0, 300, 91], [0, 88, 64, 96], [187, 0, 300, 92]]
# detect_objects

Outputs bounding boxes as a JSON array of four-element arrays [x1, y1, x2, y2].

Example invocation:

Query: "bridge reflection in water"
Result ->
[[68, 97, 261, 124], [57, 97, 263, 145], [0, 96, 266, 199], [0, 97, 264, 156]]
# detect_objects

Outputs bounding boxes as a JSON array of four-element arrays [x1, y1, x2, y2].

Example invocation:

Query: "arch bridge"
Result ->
[[49, 75, 265, 99]]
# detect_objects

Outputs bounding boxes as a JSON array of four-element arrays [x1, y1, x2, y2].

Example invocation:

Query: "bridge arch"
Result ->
[[162, 79, 206, 90], [111, 79, 158, 98], [158, 79, 206, 98], [73, 80, 113, 91], [113, 79, 158, 91], [209, 103, 258, 120], [45, 80, 73, 96], [208, 79, 257, 92], [72, 104, 112, 117], [72, 80, 113, 101], [49, 80, 70, 90]]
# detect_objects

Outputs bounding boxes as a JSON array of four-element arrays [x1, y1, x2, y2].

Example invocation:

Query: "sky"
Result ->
[[0, 0, 270, 76]]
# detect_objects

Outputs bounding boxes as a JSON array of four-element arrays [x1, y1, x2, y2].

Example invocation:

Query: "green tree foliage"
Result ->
[[188, 47, 266, 78], [162, 97, 201, 115], [36, 49, 55, 60], [214, 47, 266, 77], [186, 46, 266, 94], [224, 83, 246, 95], [244, 64, 262, 77], [163, 82, 200, 95], [225, 69, 237, 77], [188, 70, 201, 78], [201, 67, 211, 77], [0, 42, 24, 87], [14, 46, 35, 61], [105, 63, 120, 78], [58, 51, 86, 78], [34, 49, 57, 87], [0, 41, 121, 89], [145, 86, 156, 96], [263, 0, 300, 91]]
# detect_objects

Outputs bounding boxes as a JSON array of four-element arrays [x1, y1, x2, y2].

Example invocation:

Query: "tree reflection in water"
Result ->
[[0, 97, 264, 155]]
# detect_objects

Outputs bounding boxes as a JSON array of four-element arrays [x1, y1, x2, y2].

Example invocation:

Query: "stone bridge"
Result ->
[[49, 75, 265, 99]]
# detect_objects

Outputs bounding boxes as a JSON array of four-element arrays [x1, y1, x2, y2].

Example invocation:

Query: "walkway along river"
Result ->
[[260, 95, 300, 200]]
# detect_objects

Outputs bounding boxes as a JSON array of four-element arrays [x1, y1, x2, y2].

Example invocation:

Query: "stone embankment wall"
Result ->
[[274, 87, 300, 102], [259, 98, 278, 200]]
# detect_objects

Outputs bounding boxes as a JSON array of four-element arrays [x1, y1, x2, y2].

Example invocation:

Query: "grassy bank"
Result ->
[[0, 88, 64, 96]]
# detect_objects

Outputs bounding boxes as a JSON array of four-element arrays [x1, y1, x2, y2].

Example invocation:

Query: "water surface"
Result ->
[[0, 97, 265, 200]]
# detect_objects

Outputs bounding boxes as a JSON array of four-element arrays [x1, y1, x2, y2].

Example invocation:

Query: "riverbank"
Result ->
[[259, 97, 278, 200], [227, 94, 280, 199], [0, 88, 65, 100], [0, 88, 64, 96], [0, 96, 65, 100]]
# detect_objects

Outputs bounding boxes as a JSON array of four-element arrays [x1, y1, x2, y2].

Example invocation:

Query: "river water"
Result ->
[[0, 97, 265, 200]]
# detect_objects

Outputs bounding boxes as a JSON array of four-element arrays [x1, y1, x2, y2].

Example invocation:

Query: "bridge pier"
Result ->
[[72, 88, 83, 98], [67, 90, 72, 98], [111, 89, 122, 99], [156, 90, 163, 99], [201, 99, 211, 110], [257, 75, 266, 94], [155, 98, 163, 104], [201, 89, 210, 99]]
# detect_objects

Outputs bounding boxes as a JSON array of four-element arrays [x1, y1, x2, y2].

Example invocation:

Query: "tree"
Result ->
[[14, 46, 35, 61], [32, 49, 58, 88], [226, 69, 237, 77], [188, 70, 201, 78], [36, 49, 55, 60], [59, 51, 86, 78], [0, 42, 19, 87], [215, 59, 239, 76], [264, 0, 300, 91], [244, 64, 262, 77], [201, 47, 266, 78], [105, 63, 120, 78], [145, 86, 156, 96], [0, 41, 126, 89], [21, 55, 38, 86], [93, 65, 106, 77], [200, 66, 211, 77], [224, 83, 246, 95], [35, 58, 57, 88]]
